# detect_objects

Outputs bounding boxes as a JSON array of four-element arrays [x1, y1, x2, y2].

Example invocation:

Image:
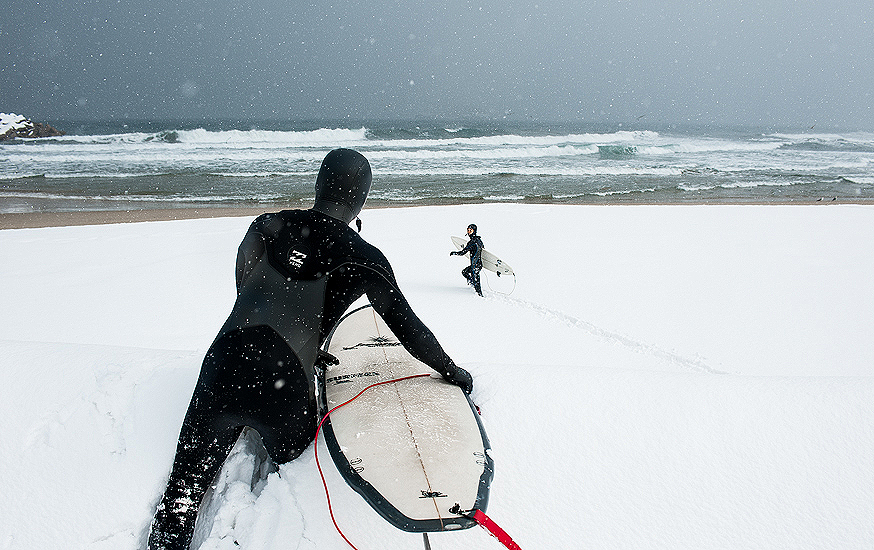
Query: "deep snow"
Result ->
[[1, 204, 873, 550]]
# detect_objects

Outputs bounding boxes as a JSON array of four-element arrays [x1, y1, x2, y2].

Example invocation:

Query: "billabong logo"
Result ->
[[288, 249, 307, 269], [420, 490, 448, 499]]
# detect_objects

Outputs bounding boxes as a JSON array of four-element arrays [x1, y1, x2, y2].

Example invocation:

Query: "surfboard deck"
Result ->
[[319, 304, 492, 533], [451, 235, 515, 278]]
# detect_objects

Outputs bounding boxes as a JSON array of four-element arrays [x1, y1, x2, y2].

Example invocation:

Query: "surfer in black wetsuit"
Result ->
[[148, 148, 473, 550], [450, 224, 484, 296]]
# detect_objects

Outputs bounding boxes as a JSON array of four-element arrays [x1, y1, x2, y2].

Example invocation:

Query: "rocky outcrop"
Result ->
[[0, 113, 65, 141]]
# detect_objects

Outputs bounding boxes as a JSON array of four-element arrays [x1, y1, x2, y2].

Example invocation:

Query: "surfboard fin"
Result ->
[[449, 503, 474, 518], [315, 350, 339, 376]]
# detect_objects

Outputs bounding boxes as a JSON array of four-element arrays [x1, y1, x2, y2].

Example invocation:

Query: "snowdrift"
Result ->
[[1, 204, 873, 550]]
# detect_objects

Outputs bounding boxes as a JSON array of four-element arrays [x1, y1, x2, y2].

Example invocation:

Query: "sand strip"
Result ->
[[0, 207, 273, 230], [3, 197, 872, 230]]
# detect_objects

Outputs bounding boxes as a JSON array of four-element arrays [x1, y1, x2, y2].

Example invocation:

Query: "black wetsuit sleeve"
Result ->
[[365, 275, 458, 377], [458, 239, 475, 256]]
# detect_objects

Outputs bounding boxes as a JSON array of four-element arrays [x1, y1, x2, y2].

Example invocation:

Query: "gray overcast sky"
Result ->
[[3, 0, 873, 128]]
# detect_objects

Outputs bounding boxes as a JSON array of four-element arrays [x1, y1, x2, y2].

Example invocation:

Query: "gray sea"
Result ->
[[2, 120, 873, 214]]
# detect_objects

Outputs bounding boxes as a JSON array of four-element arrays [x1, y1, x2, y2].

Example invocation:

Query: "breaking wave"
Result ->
[[3, 122, 874, 212]]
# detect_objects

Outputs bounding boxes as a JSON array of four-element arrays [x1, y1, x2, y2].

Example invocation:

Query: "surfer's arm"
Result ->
[[367, 282, 473, 393]]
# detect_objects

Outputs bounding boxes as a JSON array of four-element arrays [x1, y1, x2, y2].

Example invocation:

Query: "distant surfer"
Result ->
[[450, 224, 484, 296], [148, 148, 473, 550]]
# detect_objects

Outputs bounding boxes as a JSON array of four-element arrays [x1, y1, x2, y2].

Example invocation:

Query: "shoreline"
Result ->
[[0, 207, 274, 230], [2, 197, 873, 230]]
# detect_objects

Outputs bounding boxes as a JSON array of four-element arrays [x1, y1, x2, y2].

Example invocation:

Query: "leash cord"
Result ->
[[315, 372, 523, 550], [314, 373, 433, 549]]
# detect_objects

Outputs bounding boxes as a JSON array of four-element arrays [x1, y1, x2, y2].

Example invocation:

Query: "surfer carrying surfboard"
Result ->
[[449, 223, 484, 296], [148, 149, 473, 550]]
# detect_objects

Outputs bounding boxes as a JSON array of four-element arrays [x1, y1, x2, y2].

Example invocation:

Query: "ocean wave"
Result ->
[[146, 130, 181, 143], [768, 131, 874, 152], [5, 122, 874, 208], [364, 130, 660, 150], [10, 126, 873, 154], [770, 131, 874, 142], [171, 127, 369, 145], [2, 127, 793, 159], [842, 176, 874, 185], [777, 140, 874, 153], [2, 162, 681, 180], [1, 173, 47, 180], [598, 145, 637, 158], [3, 171, 167, 180], [209, 171, 313, 178], [483, 195, 527, 201], [589, 188, 658, 197], [369, 144, 598, 161], [665, 141, 782, 154], [13, 127, 370, 148], [370, 133, 783, 155], [0, 190, 287, 203], [678, 180, 795, 192], [372, 165, 684, 177]]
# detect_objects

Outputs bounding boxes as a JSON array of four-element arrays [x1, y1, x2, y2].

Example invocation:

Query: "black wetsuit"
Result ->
[[458, 235, 484, 296], [148, 208, 466, 550]]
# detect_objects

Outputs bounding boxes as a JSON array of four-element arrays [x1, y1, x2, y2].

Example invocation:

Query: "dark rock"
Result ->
[[0, 114, 66, 141]]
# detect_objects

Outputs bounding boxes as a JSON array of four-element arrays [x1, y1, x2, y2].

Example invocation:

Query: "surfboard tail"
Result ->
[[448, 505, 522, 550]]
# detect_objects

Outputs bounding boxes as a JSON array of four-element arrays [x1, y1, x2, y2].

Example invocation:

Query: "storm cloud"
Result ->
[[3, 0, 873, 128]]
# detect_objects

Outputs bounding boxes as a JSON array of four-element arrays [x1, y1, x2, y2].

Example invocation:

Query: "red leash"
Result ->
[[315, 373, 523, 550], [472, 509, 523, 550], [315, 373, 432, 550], [448, 503, 523, 550]]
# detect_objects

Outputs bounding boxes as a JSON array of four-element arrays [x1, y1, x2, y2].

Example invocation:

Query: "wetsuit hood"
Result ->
[[312, 148, 372, 225]]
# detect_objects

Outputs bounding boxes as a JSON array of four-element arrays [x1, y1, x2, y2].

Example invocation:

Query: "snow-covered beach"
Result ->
[[1, 203, 873, 550]]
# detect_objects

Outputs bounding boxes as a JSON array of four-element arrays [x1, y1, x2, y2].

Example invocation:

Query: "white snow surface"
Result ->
[[1, 203, 873, 550], [0, 113, 30, 134]]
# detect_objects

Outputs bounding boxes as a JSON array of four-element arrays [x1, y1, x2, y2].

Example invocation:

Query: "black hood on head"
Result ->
[[312, 148, 372, 224]]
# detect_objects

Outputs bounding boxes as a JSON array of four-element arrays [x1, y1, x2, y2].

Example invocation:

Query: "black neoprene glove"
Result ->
[[442, 366, 473, 394]]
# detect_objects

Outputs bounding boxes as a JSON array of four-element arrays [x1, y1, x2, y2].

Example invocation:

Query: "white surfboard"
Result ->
[[451, 235, 515, 278], [319, 305, 492, 532]]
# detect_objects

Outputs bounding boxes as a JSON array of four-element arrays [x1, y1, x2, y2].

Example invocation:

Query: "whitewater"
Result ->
[[1, 203, 872, 550], [3, 120, 874, 213]]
